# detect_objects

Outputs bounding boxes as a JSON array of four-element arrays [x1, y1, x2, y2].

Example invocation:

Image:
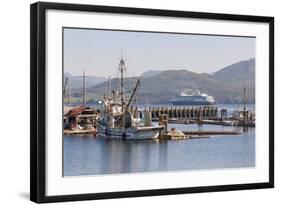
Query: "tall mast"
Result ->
[[107, 76, 111, 99], [118, 51, 126, 114], [67, 80, 70, 104], [82, 70, 85, 106], [243, 87, 246, 126]]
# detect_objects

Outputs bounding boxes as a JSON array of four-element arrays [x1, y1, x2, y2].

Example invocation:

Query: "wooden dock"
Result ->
[[182, 130, 241, 135], [129, 106, 218, 120], [158, 134, 211, 140], [190, 135, 210, 139], [158, 134, 190, 140], [64, 128, 96, 135]]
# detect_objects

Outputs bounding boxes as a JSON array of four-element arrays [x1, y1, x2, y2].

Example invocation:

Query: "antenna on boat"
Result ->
[[112, 90, 116, 105], [243, 87, 247, 127], [107, 76, 111, 99], [67, 80, 71, 104], [82, 70, 85, 106], [119, 50, 126, 114]]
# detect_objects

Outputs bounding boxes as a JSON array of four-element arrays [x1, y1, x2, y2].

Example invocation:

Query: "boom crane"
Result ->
[[63, 77, 68, 96]]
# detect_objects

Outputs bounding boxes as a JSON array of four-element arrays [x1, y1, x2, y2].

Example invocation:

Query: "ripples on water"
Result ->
[[63, 124, 255, 176]]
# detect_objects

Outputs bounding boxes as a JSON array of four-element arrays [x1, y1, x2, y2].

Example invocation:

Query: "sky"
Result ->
[[63, 28, 255, 77]]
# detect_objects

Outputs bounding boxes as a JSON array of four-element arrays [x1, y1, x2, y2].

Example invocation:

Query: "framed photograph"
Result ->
[[30, 2, 274, 203]]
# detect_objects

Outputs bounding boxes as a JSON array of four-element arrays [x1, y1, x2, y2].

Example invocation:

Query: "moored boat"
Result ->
[[97, 54, 164, 140]]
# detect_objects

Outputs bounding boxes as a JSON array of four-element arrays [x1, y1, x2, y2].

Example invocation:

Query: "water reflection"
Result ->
[[158, 140, 168, 171], [64, 125, 255, 176]]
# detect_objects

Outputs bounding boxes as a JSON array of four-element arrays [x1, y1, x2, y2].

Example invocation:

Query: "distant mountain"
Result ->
[[64, 72, 107, 94], [213, 58, 255, 83], [141, 70, 163, 77], [66, 58, 255, 104]]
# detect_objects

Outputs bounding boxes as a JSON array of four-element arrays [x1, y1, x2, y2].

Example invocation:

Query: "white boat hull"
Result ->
[[97, 121, 163, 140]]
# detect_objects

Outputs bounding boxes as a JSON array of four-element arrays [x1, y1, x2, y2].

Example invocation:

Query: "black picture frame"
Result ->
[[30, 2, 274, 203]]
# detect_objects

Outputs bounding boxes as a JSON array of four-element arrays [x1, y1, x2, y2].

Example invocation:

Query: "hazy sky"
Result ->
[[63, 28, 255, 77]]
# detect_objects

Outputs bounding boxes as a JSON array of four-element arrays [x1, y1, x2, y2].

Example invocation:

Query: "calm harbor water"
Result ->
[[63, 123, 255, 176]]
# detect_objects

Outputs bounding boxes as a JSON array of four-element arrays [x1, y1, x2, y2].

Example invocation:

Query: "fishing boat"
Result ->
[[97, 54, 164, 140]]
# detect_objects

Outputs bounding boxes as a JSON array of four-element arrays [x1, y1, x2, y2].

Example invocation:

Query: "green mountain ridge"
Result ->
[[64, 72, 107, 95], [65, 58, 255, 104], [213, 58, 255, 82]]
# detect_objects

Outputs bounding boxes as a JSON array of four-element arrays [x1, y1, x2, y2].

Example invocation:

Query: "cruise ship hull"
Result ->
[[169, 92, 215, 105], [170, 101, 215, 105]]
